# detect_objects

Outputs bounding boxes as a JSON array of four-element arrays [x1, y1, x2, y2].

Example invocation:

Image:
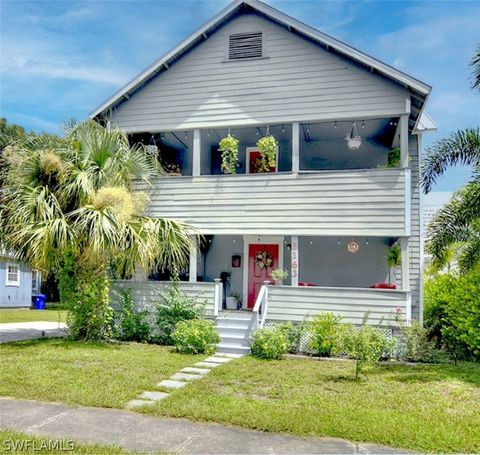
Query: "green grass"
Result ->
[[0, 430, 131, 454], [0, 309, 68, 324], [0, 339, 202, 408], [140, 356, 480, 454]]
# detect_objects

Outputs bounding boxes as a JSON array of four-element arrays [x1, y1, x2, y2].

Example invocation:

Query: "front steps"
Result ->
[[215, 311, 254, 355]]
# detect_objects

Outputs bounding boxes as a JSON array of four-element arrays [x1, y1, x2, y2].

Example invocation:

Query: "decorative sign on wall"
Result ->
[[347, 240, 359, 254]]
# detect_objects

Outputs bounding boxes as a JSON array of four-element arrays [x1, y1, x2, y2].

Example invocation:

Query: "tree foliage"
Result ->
[[421, 47, 480, 273], [0, 120, 195, 339]]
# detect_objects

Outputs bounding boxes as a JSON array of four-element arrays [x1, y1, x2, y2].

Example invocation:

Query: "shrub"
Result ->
[[155, 277, 204, 345], [277, 321, 304, 354], [338, 323, 395, 379], [424, 269, 480, 361], [172, 319, 220, 355], [400, 320, 450, 364], [251, 326, 289, 360], [307, 312, 343, 357], [116, 289, 150, 343]]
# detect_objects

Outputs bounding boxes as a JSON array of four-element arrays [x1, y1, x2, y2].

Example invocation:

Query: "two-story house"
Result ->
[[92, 0, 435, 353]]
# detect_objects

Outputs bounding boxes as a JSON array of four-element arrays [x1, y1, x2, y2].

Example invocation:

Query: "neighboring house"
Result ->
[[0, 252, 39, 308], [423, 191, 453, 239], [93, 0, 435, 351]]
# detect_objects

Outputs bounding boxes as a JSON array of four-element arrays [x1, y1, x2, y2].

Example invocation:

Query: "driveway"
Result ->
[[0, 321, 67, 343]]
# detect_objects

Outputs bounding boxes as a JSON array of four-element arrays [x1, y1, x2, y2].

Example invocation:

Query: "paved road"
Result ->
[[0, 398, 409, 454], [0, 321, 67, 343]]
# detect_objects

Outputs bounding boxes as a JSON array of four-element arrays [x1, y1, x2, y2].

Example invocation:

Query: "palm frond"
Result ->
[[470, 45, 480, 92], [421, 128, 480, 193]]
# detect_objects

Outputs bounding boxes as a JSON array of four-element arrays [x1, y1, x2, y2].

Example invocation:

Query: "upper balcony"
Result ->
[[131, 116, 412, 237]]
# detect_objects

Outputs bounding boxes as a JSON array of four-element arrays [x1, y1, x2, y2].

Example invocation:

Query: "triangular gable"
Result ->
[[91, 0, 431, 129]]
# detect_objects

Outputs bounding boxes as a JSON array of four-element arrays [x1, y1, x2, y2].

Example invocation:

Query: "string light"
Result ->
[[184, 131, 188, 139], [361, 120, 365, 128], [366, 238, 369, 245], [207, 129, 210, 137], [334, 121, 337, 129], [281, 124, 285, 133], [337, 239, 341, 245], [161, 133, 165, 141]]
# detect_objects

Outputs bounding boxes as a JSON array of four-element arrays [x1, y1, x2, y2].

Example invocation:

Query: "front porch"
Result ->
[[137, 233, 411, 327]]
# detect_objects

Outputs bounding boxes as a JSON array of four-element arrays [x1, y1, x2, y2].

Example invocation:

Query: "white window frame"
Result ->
[[6, 263, 20, 287], [32, 270, 41, 294]]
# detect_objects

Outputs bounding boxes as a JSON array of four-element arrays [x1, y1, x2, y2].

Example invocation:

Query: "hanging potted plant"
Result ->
[[256, 133, 278, 172], [219, 134, 239, 174], [345, 121, 362, 150], [387, 242, 401, 284]]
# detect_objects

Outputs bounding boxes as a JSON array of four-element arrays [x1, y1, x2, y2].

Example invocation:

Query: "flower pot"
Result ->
[[226, 297, 237, 310]]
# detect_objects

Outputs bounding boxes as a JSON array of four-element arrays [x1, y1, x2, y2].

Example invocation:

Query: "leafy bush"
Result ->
[[251, 326, 289, 360], [424, 269, 480, 361], [155, 277, 203, 345], [338, 323, 395, 379], [116, 289, 150, 343], [172, 319, 220, 355], [277, 321, 304, 354], [400, 321, 449, 363], [307, 312, 343, 357]]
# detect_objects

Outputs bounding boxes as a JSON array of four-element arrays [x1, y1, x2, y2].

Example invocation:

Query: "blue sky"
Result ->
[[1, 0, 479, 191]]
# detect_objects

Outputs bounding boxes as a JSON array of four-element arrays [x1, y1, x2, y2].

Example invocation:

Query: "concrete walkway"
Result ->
[[0, 398, 408, 454], [0, 321, 67, 343]]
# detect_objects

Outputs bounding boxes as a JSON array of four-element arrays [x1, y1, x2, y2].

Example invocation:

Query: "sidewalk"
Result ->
[[0, 398, 408, 454], [0, 321, 67, 343]]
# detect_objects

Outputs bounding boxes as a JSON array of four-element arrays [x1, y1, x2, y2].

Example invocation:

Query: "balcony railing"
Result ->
[[139, 168, 410, 237]]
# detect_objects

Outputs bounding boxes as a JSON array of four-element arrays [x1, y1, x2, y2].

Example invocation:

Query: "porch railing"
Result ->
[[266, 285, 411, 326], [111, 280, 217, 316], [252, 281, 270, 330]]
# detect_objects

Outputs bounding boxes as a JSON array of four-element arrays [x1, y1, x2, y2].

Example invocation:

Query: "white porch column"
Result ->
[[400, 237, 410, 292], [192, 128, 201, 177], [292, 122, 300, 174], [291, 235, 299, 286], [399, 114, 409, 168], [189, 242, 197, 283], [214, 278, 222, 316]]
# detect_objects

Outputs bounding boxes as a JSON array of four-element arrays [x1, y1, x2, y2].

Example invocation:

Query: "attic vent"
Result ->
[[228, 32, 263, 60]]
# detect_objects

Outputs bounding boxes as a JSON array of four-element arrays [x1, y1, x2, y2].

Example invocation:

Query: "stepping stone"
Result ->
[[214, 352, 244, 358], [195, 361, 221, 368], [139, 391, 169, 401], [204, 356, 233, 364], [181, 367, 210, 375], [157, 379, 187, 389], [126, 400, 154, 409], [171, 372, 202, 381]]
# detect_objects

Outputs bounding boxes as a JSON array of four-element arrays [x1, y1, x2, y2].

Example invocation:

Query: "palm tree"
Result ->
[[421, 47, 480, 273], [0, 120, 195, 339]]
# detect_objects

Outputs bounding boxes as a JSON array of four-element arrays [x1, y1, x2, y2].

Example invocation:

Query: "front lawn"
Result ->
[[143, 356, 480, 454], [0, 339, 201, 408], [0, 309, 68, 324]]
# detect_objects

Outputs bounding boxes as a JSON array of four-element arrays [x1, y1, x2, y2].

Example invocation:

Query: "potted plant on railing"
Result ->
[[387, 147, 401, 168], [387, 243, 401, 284], [164, 162, 182, 176], [219, 134, 239, 174], [270, 269, 288, 285], [255, 134, 278, 173]]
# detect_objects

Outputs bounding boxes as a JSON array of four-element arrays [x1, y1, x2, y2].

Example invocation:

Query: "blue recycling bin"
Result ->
[[32, 294, 46, 310]]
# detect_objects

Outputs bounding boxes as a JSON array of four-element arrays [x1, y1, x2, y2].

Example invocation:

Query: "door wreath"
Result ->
[[255, 250, 273, 269]]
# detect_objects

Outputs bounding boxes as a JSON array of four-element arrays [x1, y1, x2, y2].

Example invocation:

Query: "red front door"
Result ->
[[247, 243, 279, 308]]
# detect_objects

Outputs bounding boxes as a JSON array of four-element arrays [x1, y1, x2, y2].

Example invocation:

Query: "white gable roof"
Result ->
[[91, 0, 431, 125]]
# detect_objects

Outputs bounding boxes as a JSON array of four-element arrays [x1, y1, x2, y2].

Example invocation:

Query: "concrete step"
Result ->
[[216, 317, 253, 329], [216, 324, 250, 335], [216, 343, 251, 355], [219, 334, 250, 346]]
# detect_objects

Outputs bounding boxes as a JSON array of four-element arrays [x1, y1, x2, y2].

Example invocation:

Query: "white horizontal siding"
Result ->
[[140, 168, 407, 236], [110, 12, 408, 131], [267, 285, 408, 325], [111, 280, 216, 316]]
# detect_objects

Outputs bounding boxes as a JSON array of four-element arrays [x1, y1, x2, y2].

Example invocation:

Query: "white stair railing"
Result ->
[[213, 278, 222, 317], [252, 281, 270, 330]]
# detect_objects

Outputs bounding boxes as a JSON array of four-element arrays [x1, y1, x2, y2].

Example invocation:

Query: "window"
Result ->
[[32, 270, 41, 294], [6, 263, 20, 286], [228, 32, 263, 60]]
